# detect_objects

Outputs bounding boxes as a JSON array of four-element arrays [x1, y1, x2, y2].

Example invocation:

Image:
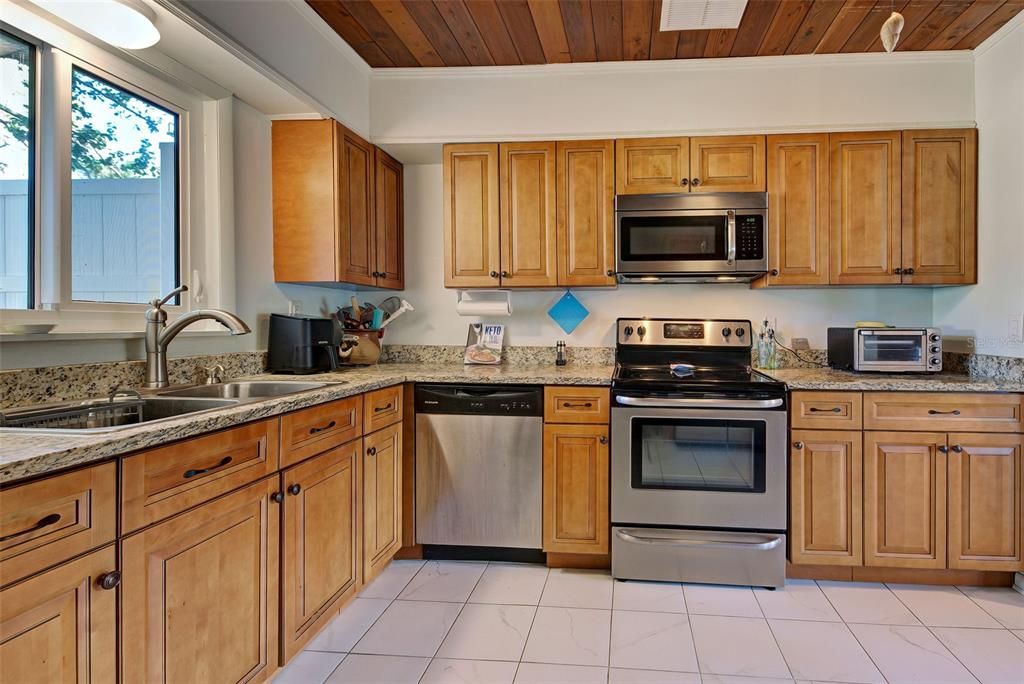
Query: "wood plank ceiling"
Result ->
[[307, 0, 1024, 67]]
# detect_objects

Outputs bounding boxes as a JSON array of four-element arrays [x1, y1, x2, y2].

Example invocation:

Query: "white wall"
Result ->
[[380, 165, 934, 350], [370, 53, 974, 144], [934, 19, 1024, 358]]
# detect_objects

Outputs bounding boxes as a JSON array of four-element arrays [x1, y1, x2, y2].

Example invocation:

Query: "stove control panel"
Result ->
[[617, 319, 753, 348]]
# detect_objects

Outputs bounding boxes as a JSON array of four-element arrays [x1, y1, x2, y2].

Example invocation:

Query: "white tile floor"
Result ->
[[276, 560, 1024, 684]]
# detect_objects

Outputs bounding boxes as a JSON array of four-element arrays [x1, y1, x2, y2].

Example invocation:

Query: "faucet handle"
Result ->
[[204, 364, 225, 385], [152, 284, 189, 309]]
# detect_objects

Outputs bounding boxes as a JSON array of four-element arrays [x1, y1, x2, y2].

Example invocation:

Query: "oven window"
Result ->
[[631, 418, 766, 493], [860, 335, 924, 363], [619, 215, 728, 261]]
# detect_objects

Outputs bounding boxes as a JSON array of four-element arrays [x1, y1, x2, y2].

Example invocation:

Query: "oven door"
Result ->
[[611, 403, 787, 530], [616, 210, 735, 274]]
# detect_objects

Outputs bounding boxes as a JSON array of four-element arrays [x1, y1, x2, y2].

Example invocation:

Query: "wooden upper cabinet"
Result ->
[[543, 423, 609, 555], [374, 147, 405, 289], [947, 433, 1022, 571], [690, 135, 766, 192], [557, 140, 615, 286], [121, 477, 279, 684], [0, 546, 117, 684], [363, 424, 403, 582], [829, 132, 902, 285], [902, 129, 977, 285], [282, 443, 361, 661], [444, 143, 501, 287], [272, 119, 402, 289], [789, 430, 863, 566], [616, 137, 689, 195], [863, 431, 947, 569], [763, 134, 829, 286], [500, 142, 558, 287]]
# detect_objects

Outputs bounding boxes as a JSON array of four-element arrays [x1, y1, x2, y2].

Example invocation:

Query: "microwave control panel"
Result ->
[[735, 215, 765, 261]]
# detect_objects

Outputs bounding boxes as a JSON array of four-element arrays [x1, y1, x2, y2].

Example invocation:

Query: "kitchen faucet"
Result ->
[[144, 285, 251, 389]]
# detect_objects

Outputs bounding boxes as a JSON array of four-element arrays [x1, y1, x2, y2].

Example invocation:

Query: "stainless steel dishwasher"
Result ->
[[415, 384, 543, 553]]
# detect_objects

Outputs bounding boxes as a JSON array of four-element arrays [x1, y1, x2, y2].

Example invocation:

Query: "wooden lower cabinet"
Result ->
[[0, 545, 117, 684], [543, 423, 609, 555], [363, 423, 403, 582], [281, 443, 361, 661], [121, 477, 280, 684], [947, 433, 1023, 571], [863, 431, 947, 569], [790, 430, 863, 566]]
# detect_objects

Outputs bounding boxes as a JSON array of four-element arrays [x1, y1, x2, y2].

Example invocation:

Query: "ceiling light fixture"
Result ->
[[880, 10, 905, 53], [26, 0, 160, 49]]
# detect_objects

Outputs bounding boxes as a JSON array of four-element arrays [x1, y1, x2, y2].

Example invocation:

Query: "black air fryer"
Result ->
[[267, 314, 340, 374]]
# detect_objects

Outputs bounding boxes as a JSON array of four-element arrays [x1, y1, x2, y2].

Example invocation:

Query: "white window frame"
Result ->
[[0, 7, 234, 334]]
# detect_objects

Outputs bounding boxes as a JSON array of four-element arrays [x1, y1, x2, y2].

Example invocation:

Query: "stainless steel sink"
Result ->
[[0, 396, 240, 433], [157, 381, 330, 400]]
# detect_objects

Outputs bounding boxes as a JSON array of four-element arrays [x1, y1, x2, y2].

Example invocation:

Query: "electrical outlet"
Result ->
[[791, 337, 810, 351], [1011, 313, 1024, 345]]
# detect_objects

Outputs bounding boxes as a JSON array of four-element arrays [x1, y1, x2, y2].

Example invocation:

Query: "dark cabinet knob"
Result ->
[[367, 446, 377, 456], [98, 571, 121, 591], [287, 484, 301, 496], [770, 269, 779, 276], [691, 178, 701, 186], [271, 491, 284, 504], [938, 445, 949, 453], [501, 270, 509, 278], [894, 267, 903, 275], [905, 267, 915, 275], [951, 444, 963, 453], [794, 441, 804, 449], [599, 435, 609, 444], [606, 269, 615, 277], [490, 271, 499, 278], [680, 178, 689, 186]]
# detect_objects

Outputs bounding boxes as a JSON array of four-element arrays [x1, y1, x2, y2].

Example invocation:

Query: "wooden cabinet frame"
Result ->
[[543, 423, 609, 555]]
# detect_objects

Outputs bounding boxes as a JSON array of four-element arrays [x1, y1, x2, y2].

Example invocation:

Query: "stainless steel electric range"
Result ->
[[610, 318, 788, 589]]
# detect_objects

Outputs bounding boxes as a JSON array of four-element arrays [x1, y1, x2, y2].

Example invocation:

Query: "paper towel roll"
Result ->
[[455, 290, 512, 317]]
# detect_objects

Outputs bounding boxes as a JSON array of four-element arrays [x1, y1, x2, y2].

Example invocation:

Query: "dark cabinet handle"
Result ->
[[928, 409, 961, 415], [770, 269, 779, 276], [0, 512, 61, 543], [562, 402, 593, 408], [501, 271, 509, 278], [691, 178, 701, 186], [680, 178, 689, 186], [271, 491, 284, 504], [287, 484, 301, 496], [183, 456, 232, 479], [894, 267, 903, 275], [490, 271, 498, 278], [905, 267, 915, 275], [606, 269, 615, 277], [951, 444, 963, 453], [374, 403, 393, 413], [794, 441, 804, 449], [97, 571, 121, 591], [309, 420, 337, 434], [367, 446, 377, 456], [599, 435, 609, 444], [938, 445, 949, 453], [809, 407, 842, 414]]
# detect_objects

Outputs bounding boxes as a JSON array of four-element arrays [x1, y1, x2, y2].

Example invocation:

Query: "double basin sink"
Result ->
[[0, 381, 337, 433]]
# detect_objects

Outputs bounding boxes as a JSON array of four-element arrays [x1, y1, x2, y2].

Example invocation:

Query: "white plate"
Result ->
[[1, 324, 56, 335]]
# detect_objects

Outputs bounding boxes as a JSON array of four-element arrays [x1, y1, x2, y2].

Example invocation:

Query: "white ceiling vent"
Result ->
[[660, 0, 750, 31]]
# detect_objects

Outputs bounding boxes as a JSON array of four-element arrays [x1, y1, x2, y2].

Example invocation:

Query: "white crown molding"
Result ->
[[369, 49, 975, 81], [973, 9, 1024, 58], [288, 0, 372, 76]]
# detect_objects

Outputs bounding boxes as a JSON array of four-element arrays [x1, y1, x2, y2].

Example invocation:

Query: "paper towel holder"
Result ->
[[455, 290, 512, 317]]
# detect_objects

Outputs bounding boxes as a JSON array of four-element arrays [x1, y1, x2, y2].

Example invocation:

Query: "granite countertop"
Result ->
[[0, 363, 613, 484], [761, 367, 1024, 393]]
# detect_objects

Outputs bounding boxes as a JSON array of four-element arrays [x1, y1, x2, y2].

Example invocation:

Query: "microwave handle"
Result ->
[[726, 210, 736, 265]]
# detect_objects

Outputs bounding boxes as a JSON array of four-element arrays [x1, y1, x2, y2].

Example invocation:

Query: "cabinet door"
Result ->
[[556, 140, 615, 286], [543, 424, 609, 555], [947, 433, 1022, 571], [337, 123, 376, 287], [689, 135, 766, 192], [443, 143, 500, 287], [0, 546, 117, 684], [615, 137, 689, 195], [364, 424, 403, 583], [122, 478, 279, 684], [500, 142, 558, 287], [790, 430, 863, 566], [282, 442, 361, 661], [764, 134, 829, 286], [863, 432, 946, 569], [374, 147, 404, 289], [829, 132, 902, 285], [902, 129, 977, 285]]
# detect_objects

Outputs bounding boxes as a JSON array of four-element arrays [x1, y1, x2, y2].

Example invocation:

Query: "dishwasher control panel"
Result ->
[[415, 384, 543, 417]]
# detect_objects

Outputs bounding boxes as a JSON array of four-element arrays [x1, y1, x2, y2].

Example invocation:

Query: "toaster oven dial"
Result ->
[[929, 357, 941, 366], [930, 345, 941, 354], [930, 333, 941, 342]]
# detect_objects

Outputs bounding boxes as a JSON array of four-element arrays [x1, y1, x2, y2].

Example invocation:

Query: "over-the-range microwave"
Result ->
[[614, 192, 768, 284]]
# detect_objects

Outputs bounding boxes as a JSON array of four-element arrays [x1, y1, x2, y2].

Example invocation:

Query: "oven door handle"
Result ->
[[615, 396, 784, 409], [615, 529, 783, 551], [726, 210, 736, 265]]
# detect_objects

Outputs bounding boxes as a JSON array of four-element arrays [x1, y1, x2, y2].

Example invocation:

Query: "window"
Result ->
[[0, 30, 35, 309], [70, 67, 179, 304]]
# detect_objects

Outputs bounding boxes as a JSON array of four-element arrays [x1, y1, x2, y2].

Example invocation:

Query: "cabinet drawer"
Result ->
[[544, 386, 610, 424], [0, 462, 116, 586], [281, 396, 363, 468], [122, 419, 279, 533], [791, 392, 863, 430], [864, 392, 1023, 433], [364, 385, 403, 433]]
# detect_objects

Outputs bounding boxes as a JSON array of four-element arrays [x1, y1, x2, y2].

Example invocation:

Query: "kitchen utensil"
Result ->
[[350, 296, 362, 322], [371, 308, 384, 329], [378, 296, 403, 316], [378, 299, 414, 329]]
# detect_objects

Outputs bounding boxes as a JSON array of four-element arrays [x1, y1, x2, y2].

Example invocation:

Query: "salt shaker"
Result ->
[[555, 341, 567, 366]]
